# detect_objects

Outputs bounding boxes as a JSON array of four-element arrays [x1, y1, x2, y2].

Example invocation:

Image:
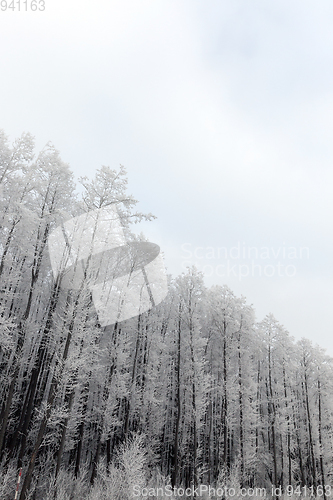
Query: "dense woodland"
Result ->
[[0, 130, 333, 499]]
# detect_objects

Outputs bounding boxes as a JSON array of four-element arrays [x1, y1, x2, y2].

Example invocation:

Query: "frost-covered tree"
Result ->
[[0, 130, 332, 499]]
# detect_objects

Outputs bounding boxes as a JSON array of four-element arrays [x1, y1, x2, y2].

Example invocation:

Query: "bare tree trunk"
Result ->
[[22, 223, 50, 321], [90, 433, 101, 485], [189, 313, 197, 487], [283, 365, 291, 487], [238, 329, 244, 485], [255, 360, 260, 456], [294, 388, 305, 486], [304, 368, 316, 487], [0, 321, 26, 454], [74, 378, 90, 477], [172, 305, 181, 487], [55, 388, 76, 477], [222, 321, 228, 470], [268, 343, 278, 488], [124, 314, 141, 436], [0, 219, 19, 277], [318, 376, 326, 500]]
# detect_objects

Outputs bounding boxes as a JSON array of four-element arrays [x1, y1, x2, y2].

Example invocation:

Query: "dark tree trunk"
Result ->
[[172, 305, 181, 487]]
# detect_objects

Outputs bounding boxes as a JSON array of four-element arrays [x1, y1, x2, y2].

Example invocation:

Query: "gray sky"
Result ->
[[1, 0, 333, 354]]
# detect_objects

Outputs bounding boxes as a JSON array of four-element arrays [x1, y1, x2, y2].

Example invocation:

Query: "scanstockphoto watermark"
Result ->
[[48, 206, 168, 327], [133, 484, 267, 497], [181, 242, 310, 281]]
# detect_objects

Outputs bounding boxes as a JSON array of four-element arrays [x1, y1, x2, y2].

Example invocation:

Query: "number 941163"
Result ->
[[286, 485, 332, 497], [1, 0, 45, 11]]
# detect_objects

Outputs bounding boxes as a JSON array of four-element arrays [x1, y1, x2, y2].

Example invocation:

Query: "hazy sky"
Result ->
[[1, 1, 333, 354]]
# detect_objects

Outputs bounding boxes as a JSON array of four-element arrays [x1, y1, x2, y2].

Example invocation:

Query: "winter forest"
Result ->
[[1, 129, 333, 500]]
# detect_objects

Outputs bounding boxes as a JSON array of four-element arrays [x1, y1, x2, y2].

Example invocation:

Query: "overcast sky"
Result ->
[[1, 0, 333, 354]]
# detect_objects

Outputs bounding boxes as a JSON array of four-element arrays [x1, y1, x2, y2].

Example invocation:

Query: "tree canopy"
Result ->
[[0, 130, 332, 500]]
